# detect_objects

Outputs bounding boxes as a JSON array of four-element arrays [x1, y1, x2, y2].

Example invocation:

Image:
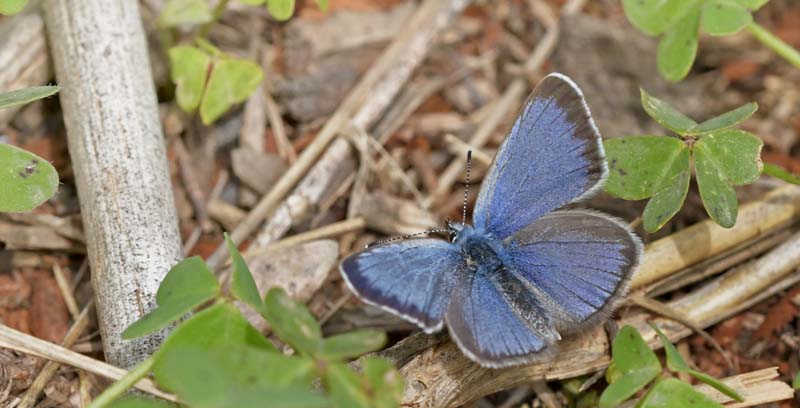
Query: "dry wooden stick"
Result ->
[[174, 137, 213, 232], [239, 0, 472, 251], [633, 185, 800, 288], [0, 324, 176, 402], [646, 226, 792, 296], [52, 264, 80, 320], [425, 0, 559, 208], [44, 0, 184, 367], [205, 0, 471, 268], [17, 301, 93, 408], [0, 12, 49, 128]]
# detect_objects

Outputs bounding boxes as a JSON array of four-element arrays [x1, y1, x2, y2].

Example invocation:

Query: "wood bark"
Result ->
[[43, 0, 183, 368], [0, 12, 49, 127]]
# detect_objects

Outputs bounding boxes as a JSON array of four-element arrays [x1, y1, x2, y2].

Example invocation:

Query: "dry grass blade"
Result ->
[[0, 324, 176, 402]]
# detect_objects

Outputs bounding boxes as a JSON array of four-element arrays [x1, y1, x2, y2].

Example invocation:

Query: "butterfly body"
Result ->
[[340, 73, 643, 368]]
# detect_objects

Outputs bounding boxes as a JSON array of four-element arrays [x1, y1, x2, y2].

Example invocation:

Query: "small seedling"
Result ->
[[623, 0, 800, 81], [168, 41, 263, 125], [98, 233, 403, 408], [0, 86, 61, 212], [599, 324, 743, 408], [604, 89, 763, 232]]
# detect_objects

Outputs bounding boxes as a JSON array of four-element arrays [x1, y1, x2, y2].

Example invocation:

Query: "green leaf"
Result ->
[[121, 256, 220, 339], [316, 0, 328, 12], [701, 0, 752, 36], [604, 136, 690, 232], [686, 370, 744, 402], [320, 330, 387, 361], [694, 130, 763, 228], [640, 89, 698, 134], [0, 0, 27, 14], [362, 357, 404, 408], [153, 303, 276, 372], [0, 144, 59, 212], [599, 326, 661, 408], [263, 287, 322, 355], [605, 136, 689, 199], [650, 323, 744, 402], [621, 0, 695, 36], [225, 233, 267, 315], [763, 163, 800, 185], [267, 0, 295, 21], [239, 0, 266, 5], [199, 58, 263, 124], [638, 378, 724, 408], [168, 46, 210, 113], [793, 371, 800, 389], [688, 102, 758, 134], [0, 86, 60, 110], [734, 0, 769, 10], [107, 396, 173, 408], [326, 363, 370, 408], [642, 165, 690, 233], [650, 322, 691, 372], [159, 0, 213, 27], [156, 347, 325, 408], [657, 4, 701, 83]]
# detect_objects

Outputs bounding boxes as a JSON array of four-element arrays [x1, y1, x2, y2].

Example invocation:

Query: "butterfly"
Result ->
[[339, 73, 643, 368]]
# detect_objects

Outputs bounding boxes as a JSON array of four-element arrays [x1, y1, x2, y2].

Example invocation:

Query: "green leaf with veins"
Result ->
[[0, 144, 59, 213], [694, 130, 763, 228], [657, 4, 701, 82]]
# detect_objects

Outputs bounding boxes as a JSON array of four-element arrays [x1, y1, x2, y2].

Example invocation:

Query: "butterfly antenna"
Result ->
[[461, 150, 472, 225], [366, 228, 450, 248]]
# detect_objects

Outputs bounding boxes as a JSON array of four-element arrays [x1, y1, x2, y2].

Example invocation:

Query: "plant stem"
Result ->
[[763, 163, 800, 185], [87, 355, 158, 408], [197, 0, 231, 39], [747, 22, 800, 69]]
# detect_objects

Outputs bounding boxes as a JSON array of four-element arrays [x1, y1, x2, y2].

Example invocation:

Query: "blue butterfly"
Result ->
[[340, 73, 643, 368]]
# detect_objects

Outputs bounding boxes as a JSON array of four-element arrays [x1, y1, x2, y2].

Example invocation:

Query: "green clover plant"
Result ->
[[0, 0, 27, 14], [623, 0, 800, 81], [0, 86, 61, 212], [94, 233, 402, 408], [604, 89, 763, 232], [599, 324, 744, 408], [168, 41, 264, 125]]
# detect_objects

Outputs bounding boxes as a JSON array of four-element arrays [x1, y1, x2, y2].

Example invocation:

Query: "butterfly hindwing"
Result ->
[[339, 239, 465, 333], [505, 210, 642, 334], [473, 73, 607, 239], [445, 260, 561, 367]]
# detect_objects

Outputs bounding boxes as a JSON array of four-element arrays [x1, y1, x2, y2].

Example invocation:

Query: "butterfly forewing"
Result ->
[[473, 73, 607, 239], [339, 239, 465, 332]]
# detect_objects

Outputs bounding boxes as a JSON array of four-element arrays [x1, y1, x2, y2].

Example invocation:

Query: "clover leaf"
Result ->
[[0, 143, 59, 213], [599, 325, 661, 408], [623, 0, 770, 81], [158, 0, 212, 27], [0, 0, 27, 15], [638, 378, 723, 408], [168, 44, 263, 125], [605, 89, 763, 232]]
